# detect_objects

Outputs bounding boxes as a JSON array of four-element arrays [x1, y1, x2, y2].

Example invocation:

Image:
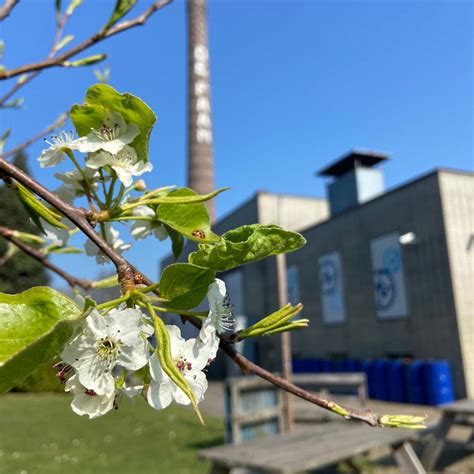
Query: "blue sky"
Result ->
[[1, 0, 472, 287]]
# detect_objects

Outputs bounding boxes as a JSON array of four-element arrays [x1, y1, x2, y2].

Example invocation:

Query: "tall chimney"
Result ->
[[187, 0, 215, 220]]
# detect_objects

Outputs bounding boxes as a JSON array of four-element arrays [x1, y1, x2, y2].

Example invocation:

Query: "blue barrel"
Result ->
[[292, 359, 304, 373], [406, 360, 426, 405], [345, 359, 363, 372], [373, 359, 390, 400], [363, 360, 378, 399], [387, 360, 407, 403], [307, 359, 324, 372], [422, 360, 455, 405], [333, 360, 345, 372], [321, 359, 335, 372], [293, 358, 327, 373]]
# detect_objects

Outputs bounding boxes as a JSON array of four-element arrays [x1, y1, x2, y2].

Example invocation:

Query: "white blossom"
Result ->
[[198, 279, 234, 359], [54, 167, 99, 203], [84, 223, 131, 264], [38, 218, 71, 246], [86, 145, 152, 187], [130, 205, 168, 241], [65, 373, 115, 419], [147, 325, 211, 410], [77, 111, 140, 155], [61, 307, 152, 396], [38, 131, 84, 168]]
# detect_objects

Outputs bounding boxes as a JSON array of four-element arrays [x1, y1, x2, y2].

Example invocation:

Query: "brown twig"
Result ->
[[0, 0, 172, 80], [1, 0, 77, 106], [0, 157, 135, 293], [0, 0, 19, 21], [0, 156, 401, 428], [2, 112, 68, 159], [0, 224, 92, 290]]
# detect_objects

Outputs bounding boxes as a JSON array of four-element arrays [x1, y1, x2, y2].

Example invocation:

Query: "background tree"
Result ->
[[0, 152, 50, 293]]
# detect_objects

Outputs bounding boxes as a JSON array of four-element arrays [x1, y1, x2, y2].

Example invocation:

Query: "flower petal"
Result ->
[[147, 379, 172, 410]]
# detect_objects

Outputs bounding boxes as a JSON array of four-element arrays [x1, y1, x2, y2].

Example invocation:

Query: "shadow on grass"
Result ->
[[187, 435, 225, 450]]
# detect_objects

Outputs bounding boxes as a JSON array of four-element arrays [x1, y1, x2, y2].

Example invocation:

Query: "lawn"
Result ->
[[0, 392, 224, 474]]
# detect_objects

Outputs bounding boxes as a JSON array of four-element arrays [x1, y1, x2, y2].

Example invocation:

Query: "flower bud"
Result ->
[[134, 180, 146, 191]]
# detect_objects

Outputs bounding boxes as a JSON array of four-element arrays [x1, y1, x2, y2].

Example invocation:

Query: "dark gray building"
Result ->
[[161, 151, 474, 398]]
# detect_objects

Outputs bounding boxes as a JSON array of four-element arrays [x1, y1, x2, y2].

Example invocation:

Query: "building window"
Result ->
[[318, 252, 346, 324], [287, 265, 300, 305]]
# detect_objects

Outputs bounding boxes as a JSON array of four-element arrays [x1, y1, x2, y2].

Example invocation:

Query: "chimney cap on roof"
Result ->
[[317, 149, 390, 177]]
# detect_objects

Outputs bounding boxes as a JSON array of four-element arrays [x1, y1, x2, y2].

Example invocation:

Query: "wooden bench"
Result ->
[[421, 398, 474, 470], [292, 373, 368, 406], [200, 421, 426, 473]]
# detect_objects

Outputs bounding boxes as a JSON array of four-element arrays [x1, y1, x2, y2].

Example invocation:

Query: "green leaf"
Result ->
[[164, 224, 184, 261], [156, 188, 220, 243], [144, 188, 228, 205], [63, 54, 107, 68], [104, 0, 138, 30], [13, 181, 68, 231], [159, 263, 214, 310], [55, 0, 62, 24], [151, 309, 204, 425], [189, 224, 306, 272], [56, 34, 74, 52], [70, 84, 156, 162], [0, 128, 10, 154], [3, 97, 24, 109], [0, 287, 82, 393], [65, 0, 83, 15], [45, 245, 83, 255]]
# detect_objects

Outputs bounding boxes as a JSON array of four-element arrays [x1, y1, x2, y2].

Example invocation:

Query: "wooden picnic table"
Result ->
[[421, 398, 474, 470], [200, 421, 426, 474]]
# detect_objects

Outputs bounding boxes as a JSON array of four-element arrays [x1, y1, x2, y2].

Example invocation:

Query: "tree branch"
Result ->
[[0, 224, 92, 290], [3, 112, 68, 159], [0, 157, 135, 293], [0, 0, 172, 80], [0, 157, 420, 428], [0, 0, 19, 21]]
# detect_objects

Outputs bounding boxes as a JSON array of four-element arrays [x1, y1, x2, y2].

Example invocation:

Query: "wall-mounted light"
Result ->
[[399, 232, 417, 245]]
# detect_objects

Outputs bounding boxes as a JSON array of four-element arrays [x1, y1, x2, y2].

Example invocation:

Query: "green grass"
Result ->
[[0, 393, 224, 474]]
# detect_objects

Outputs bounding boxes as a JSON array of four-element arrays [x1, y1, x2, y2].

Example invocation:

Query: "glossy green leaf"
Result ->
[[164, 224, 184, 261], [104, 0, 138, 30], [156, 188, 220, 243], [70, 84, 156, 162], [189, 224, 306, 272], [159, 263, 214, 310], [0, 287, 82, 393]]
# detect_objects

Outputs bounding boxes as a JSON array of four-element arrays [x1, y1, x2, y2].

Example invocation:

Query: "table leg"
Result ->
[[392, 441, 426, 474], [421, 412, 455, 471]]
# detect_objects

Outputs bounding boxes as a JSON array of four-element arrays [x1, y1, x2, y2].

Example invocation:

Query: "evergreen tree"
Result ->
[[0, 152, 50, 293]]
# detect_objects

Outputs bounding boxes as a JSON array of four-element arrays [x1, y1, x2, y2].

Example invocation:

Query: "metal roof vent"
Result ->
[[317, 149, 390, 215]]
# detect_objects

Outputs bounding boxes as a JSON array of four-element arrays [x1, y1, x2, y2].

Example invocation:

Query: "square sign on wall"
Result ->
[[318, 252, 346, 324], [370, 233, 409, 319]]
